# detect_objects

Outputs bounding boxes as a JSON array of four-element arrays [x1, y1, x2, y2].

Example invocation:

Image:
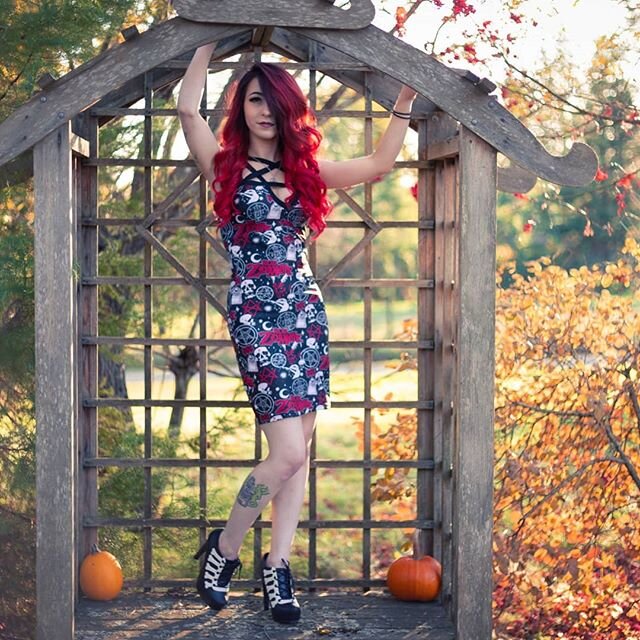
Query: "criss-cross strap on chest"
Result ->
[[241, 156, 287, 189]]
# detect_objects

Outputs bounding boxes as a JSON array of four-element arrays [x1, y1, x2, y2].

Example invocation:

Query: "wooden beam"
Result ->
[[70, 133, 89, 157], [0, 19, 249, 167], [82, 29, 253, 130], [291, 24, 597, 186], [174, 0, 375, 29], [425, 111, 458, 617], [497, 163, 537, 194], [251, 25, 275, 48], [453, 68, 497, 95], [453, 126, 496, 640], [34, 122, 76, 640], [427, 135, 459, 160], [269, 28, 436, 118]]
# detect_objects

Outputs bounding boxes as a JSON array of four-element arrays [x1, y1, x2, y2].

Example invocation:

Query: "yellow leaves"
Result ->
[[589, 35, 624, 77], [610, 603, 624, 620], [607, 333, 628, 350], [493, 248, 640, 635], [623, 235, 640, 259], [394, 318, 417, 341], [601, 272, 614, 288], [533, 547, 554, 565], [385, 352, 417, 372]]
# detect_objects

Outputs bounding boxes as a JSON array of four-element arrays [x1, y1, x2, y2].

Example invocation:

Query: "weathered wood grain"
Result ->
[[453, 126, 496, 640], [89, 29, 253, 127], [426, 110, 459, 616], [77, 116, 99, 577], [418, 118, 437, 564], [269, 27, 437, 117], [174, 0, 375, 29], [497, 163, 537, 193], [0, 20, 248, 167], [75, 591, 455, 640], [0, 17, 595, 188], [292, 24, 597, 186], [34, 123, 76, 640]]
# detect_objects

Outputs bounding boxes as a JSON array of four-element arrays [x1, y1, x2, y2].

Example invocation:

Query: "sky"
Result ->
[[372, 0, 635, 85]]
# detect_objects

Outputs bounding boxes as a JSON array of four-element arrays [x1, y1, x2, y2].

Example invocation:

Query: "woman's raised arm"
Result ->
[[177, 43, 219, 184], [318, 85, 417, 189]]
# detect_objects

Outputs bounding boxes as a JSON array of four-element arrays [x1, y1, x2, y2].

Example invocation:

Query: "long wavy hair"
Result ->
[[211, 63, 332, 238]]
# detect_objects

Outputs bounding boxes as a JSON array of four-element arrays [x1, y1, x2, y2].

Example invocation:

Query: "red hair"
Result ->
[[211, 63, 332, 238]]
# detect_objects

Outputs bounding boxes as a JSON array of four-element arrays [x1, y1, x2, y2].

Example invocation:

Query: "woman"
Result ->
[[178, 42, 416, 624]]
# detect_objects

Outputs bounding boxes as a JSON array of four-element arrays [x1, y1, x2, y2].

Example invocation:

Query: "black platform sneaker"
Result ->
[[194, 529, 242, 610], [260, 552, 301, 624]]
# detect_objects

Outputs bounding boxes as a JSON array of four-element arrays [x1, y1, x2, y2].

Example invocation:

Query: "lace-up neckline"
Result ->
[[241, 156, 295, 208]]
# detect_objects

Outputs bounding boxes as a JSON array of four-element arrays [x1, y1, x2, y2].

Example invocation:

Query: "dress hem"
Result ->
[[257, 402, 330, 427]]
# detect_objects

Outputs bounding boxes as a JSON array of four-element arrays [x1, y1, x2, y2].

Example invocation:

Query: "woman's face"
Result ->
[[243, 77, 277, 142]]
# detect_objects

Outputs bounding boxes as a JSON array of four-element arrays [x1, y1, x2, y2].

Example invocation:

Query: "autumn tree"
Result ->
[[373, 241, 640, 638], [491, 243, 640, 639]]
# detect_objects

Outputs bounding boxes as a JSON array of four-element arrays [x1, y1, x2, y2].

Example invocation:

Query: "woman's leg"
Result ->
[[218, 415, 308, 560], [267, 411, 317, 567]]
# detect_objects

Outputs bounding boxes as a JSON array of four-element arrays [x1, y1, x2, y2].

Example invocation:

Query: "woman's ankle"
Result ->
[[265, 554, 288, 569], [218, 529, 240, 561]]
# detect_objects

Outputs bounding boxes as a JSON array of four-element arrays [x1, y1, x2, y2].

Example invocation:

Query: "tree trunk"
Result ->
[[98, 353, 134, 424], [167, 346, 199, 440]]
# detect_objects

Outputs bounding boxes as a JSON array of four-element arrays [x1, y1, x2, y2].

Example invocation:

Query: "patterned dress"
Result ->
[[219, 157, 331, 425]]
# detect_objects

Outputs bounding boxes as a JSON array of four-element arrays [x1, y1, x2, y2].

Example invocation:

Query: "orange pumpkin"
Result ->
[[386, 530, 442, 601], [79, 543, 123, 601]]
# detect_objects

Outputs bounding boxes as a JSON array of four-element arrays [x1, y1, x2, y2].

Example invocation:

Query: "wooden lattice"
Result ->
[[75, 49, 456, 595]]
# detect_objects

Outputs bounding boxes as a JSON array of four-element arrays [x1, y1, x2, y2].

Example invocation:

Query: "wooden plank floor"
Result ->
[[75, 589, 456, 639]]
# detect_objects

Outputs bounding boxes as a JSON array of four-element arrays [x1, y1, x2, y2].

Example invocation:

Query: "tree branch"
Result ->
[[599, 412, 640, 492], [500, 52, 640, 125], [510, 400, 593, 419], [512, 456, 623, 538]]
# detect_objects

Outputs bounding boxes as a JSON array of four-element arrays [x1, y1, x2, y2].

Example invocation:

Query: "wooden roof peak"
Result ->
[[0, 13, 597, 186], [173, 0, 376, 30]]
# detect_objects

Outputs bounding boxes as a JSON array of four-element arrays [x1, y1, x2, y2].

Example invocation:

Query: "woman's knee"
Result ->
[[269, 446, 307, 481]]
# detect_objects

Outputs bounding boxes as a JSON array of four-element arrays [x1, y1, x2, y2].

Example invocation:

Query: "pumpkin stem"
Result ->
[[90, 543, 101, 554]]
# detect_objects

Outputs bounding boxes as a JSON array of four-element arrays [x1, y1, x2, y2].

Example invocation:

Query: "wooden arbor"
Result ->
[[0, 2, 597, 639]]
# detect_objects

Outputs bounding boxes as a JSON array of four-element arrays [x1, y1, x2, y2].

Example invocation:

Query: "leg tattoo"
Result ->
[[237, 475, 270, 508]]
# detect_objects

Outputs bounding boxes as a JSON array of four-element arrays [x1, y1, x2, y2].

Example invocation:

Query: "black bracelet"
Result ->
[[392, 109, 412, 120]]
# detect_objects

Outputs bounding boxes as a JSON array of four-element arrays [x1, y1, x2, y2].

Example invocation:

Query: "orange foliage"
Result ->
[[369, 240, 640, 638], [493, 241, 640, 639]]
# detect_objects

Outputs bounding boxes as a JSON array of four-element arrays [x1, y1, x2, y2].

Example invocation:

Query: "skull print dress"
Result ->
[[219, 156, 331, 425]]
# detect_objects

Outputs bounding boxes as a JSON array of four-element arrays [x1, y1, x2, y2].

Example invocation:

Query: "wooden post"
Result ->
[[452, 125, 496, 640], [427, 112, 460, 615], [76, 114, 98, 571], [34, 122, 76, 639]]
